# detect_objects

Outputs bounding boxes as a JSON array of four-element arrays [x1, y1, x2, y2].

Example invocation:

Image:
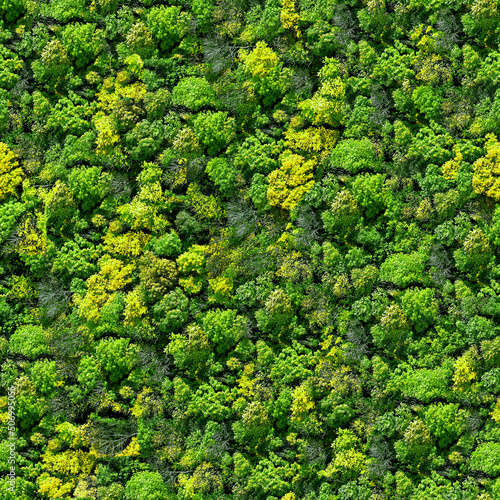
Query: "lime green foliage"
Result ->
[[177, 245, 206, 275], [172, 77, 216, 111], [62, 23, 105, 68], [350, 173, 386, 218], [9, 325, 49, 359], [425, 403, 468, 448], [147, 5, 190, 51], [401, 288, 439, 333], [249, 173, 269, 210], [412, 85, 442, 121], [0, 200, 24, 244], [193, 111, 236, 155], [95, 338, 139, 383], [0, 44, 23, 90], [77, 355, 100, 392], [470, 443, 500, 477], [192, 0, 215, 31], [206, 157, 238, 194], [330, 138, 379, 174], [267, 150, 315, 210], [320, 430, 367, 484], [30, 359, 59, 395], [67, 166, 110, 211], [202, 308, 246, 353], [299, 77, 345, 127], [390, 362, 454, 403], [380, 252, 428, 287], [125, 471, 167, 500], [472, 137, 500, 200], [246, 453, 299, 497], [0, 142, 23, 201], [239, 41, 289, 105]]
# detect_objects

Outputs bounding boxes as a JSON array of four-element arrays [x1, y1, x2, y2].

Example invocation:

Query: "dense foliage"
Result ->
[[2, 0, 500, 498]]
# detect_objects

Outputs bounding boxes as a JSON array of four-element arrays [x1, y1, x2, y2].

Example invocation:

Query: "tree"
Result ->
[[320, 430, 367, 485], [138, 251, 178, 304], [125, 471, 168, 500], [206, 157, 239, 196], [454, 227, 493, 278], [153, 287, 189, 333], [234, 133, 281, 176], [32, 39, 71, 85], [472, 136, 500, 200], [150, 231, 182, 258], [256, 288, 295, 336], [470, 442, 500, 477], [329, 138, 379, 174], [424, 403, 468, 448], [0, 0, 26, 22], [371, 303, 409, 347], [9, 325, 50, 359], [299, 58, 345, 127], [350, 173, 386, 218], [202, 308, 246, 354], [95, 338, 139, 383], [394, 419, 434, 466], [412, 85, 443, 121], [322, 189, 360, 236], [67, 166, 110, 211], [0, 142, 23, 202], [124, 23, 155, 59], [380, 252, 428, 287], [193, 111, 236, 155], [239, 41, 289, 105], [62, 23, 105, 68], [267, 150, 315, 210], [401, 288, 439, 333], [192, 0, 215, 32], [172, 77, 216, 111], [147, 5, 190, 51]]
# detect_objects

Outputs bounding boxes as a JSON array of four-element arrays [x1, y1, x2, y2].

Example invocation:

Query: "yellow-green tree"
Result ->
[[0, 142, 23, 201], [267, 150, 315, 210]]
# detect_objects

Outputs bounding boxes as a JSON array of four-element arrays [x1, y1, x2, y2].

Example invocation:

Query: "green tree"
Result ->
[[172, 77, 216, 111], [330, 138, 380, 174], [193, 111, 236, 155], [202, 308, 246, 354], [9, 325, 50, 359], [62, 23, 105, 68], [206, 157, 238, 195], [470, 442, 500, 477], [380, 252, 428, 287], [401, 288, 439, 333], [424, 403, 467, 448], [125, 471, 167, 500], [95, 338, 139, 383], [147, 5, 190, 51]]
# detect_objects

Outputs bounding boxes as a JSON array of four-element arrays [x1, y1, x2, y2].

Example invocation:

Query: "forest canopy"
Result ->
[[2, 0, 500, 499]]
